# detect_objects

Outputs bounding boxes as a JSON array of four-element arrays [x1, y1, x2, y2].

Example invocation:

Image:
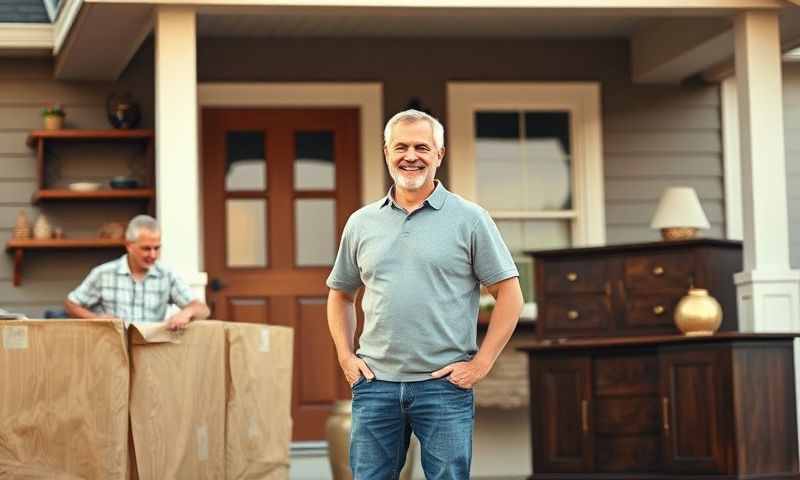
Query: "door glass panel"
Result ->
[[476, 111, 572, 211], [226, 199, 267, 267], [226, 131, 266, 191], [295, 131, 335, 190], [295, 199, 336, 266]]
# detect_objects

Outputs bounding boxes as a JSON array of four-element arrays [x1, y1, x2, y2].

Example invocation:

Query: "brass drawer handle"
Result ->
[[652, 266, 665, 276], [581, 399, 589, 433], [653, 305, 665, 315], [567, 310, 579, 320], [566, 272, 578, 282], [662, 397, 670, 433]]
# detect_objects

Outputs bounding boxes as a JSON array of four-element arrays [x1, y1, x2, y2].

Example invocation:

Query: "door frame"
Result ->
[[197, 82, 384, 207], [196, 83, 382, 449]]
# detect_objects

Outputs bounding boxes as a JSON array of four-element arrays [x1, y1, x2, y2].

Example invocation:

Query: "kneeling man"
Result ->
[[65, 214, 209, 330]]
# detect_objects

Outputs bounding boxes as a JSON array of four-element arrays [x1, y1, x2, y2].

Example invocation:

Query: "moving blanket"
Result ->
[[0, 319, 129, 480], [224, 323, 293, 480], [128, 320, 226, 480]]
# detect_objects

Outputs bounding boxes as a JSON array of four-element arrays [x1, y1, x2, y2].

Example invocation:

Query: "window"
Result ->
[[447, 83, 606, 314]]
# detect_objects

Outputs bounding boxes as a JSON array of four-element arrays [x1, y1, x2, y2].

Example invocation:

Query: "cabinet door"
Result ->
[[531, 355, 593, 473], [659, 348, 727, 474]]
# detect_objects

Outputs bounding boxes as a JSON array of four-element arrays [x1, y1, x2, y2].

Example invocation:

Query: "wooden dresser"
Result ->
[[519, 334, 800, 479], [528, 239, 742, 340], [520, 240, 800, 479]]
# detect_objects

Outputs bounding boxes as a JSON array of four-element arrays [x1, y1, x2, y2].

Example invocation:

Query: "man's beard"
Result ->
[[389, 165, 430, 191]]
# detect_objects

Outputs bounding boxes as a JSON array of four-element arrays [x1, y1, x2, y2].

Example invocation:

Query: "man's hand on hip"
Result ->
[[340, 354, 375, 386], [431, 359, 490, 389]]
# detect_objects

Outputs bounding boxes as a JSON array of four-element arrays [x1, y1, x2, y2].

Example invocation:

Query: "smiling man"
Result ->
[[326, 109, 524, 479], [65, 214, 209, 330]]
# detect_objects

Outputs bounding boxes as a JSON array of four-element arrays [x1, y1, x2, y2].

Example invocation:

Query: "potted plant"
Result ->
[[42, 103, 65, 130]]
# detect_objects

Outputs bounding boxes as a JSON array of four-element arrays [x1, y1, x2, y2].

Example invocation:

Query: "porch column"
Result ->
[[733, 10, 800, 333], [154, 6, 207, 299]]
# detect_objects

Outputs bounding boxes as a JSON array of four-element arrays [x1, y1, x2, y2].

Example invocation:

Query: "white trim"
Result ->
[[53, 0, 83, 55], [43, 0, 57, 22], [290, 441, 328, 457], [721, 76, 743, 241], [83, 0, 785, 9], [198, 82, 385, 205], [488, 210, 578, 220], [0, 24, 53, 50], [156, 6, 205, 285], [447, 82, 606, 246]]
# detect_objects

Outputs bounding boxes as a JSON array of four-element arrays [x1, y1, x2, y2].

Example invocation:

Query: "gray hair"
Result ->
[[126, 214, 160, 242], [383, 109, 445, 150]]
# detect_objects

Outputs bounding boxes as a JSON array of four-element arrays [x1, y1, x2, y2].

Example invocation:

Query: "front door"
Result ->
[[202, 108, 361, 440]]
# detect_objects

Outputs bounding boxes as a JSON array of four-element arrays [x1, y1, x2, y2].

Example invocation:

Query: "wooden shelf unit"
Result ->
[[6, 239, 126, 286], [7, 129, 156, 286], [25, 129, 154, 148], [32, 188, 155, 203]]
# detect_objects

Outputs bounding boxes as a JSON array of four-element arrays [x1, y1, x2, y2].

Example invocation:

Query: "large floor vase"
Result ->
[[326, 399, 417, 480]]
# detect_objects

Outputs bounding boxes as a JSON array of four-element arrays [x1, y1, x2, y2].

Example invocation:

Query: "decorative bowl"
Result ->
[[68, 182, 102, 192], [109, 177, 139, 189]]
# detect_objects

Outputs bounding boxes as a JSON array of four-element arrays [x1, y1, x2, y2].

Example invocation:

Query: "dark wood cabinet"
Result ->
[[521, 334, 800, 479], [528, 239, 743, 340], [660, 348, 728, 475], [532, 356, 593, 473]]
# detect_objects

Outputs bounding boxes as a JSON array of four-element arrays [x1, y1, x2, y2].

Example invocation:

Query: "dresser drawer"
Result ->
[[624, 253, 693, 291], [542, 259, 609, 294], [540, 295, 611, 333], [623, 293, 683, 329]]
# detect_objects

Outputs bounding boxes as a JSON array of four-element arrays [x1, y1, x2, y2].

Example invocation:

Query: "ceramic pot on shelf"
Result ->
[[13, 210, 31, 240], [32, 214, 52, 240], [43, 114, 64, 130]]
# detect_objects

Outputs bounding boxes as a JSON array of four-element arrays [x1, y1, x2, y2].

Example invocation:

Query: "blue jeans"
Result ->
[[350, 377, 474, 480]]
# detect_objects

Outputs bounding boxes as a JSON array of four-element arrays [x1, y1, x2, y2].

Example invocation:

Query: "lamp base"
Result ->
[[660, 227, 698, 241]]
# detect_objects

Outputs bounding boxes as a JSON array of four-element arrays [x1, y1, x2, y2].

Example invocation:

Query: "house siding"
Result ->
[[784, 62, 800, 269], [604, 85, 725, 243], [192, 37, 725, 246], [0, 57, 151, 318]]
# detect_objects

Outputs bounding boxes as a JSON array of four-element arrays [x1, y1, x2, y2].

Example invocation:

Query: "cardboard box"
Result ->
[[224, 323, 293, 480], [0, 319, 129, 479], [128, 320, 226, 480]]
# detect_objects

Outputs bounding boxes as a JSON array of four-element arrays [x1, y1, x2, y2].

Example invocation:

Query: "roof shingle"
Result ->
[[0, 0, 50, 24]]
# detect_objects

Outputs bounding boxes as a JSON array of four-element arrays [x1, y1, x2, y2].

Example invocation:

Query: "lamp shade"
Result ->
[[650, 187, 710, 229]]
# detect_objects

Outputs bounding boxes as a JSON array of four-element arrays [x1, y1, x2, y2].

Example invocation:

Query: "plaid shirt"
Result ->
[[68, 255, 196, 324]]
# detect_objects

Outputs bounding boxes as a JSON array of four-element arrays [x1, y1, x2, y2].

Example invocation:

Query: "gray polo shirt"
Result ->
[[327, 182, 518, 382]]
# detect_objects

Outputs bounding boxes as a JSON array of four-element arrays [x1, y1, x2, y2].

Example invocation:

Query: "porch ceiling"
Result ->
[[196, 9, 647, 38], [53, 1, 800, 81]]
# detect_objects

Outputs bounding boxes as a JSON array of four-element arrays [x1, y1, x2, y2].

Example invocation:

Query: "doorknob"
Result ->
[[209, 278, 227, 292]]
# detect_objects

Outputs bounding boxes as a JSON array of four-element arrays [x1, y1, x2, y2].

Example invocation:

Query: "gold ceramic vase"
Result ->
[[674, 288, 722, 336]]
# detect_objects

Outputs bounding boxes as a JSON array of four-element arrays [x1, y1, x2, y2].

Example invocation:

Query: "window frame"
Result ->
[[446, 82, 606, 247]]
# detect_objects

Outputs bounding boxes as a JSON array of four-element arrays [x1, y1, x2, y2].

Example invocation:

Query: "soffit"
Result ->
[[54, 1, 800, 80], [196, 9, 647, 38]]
